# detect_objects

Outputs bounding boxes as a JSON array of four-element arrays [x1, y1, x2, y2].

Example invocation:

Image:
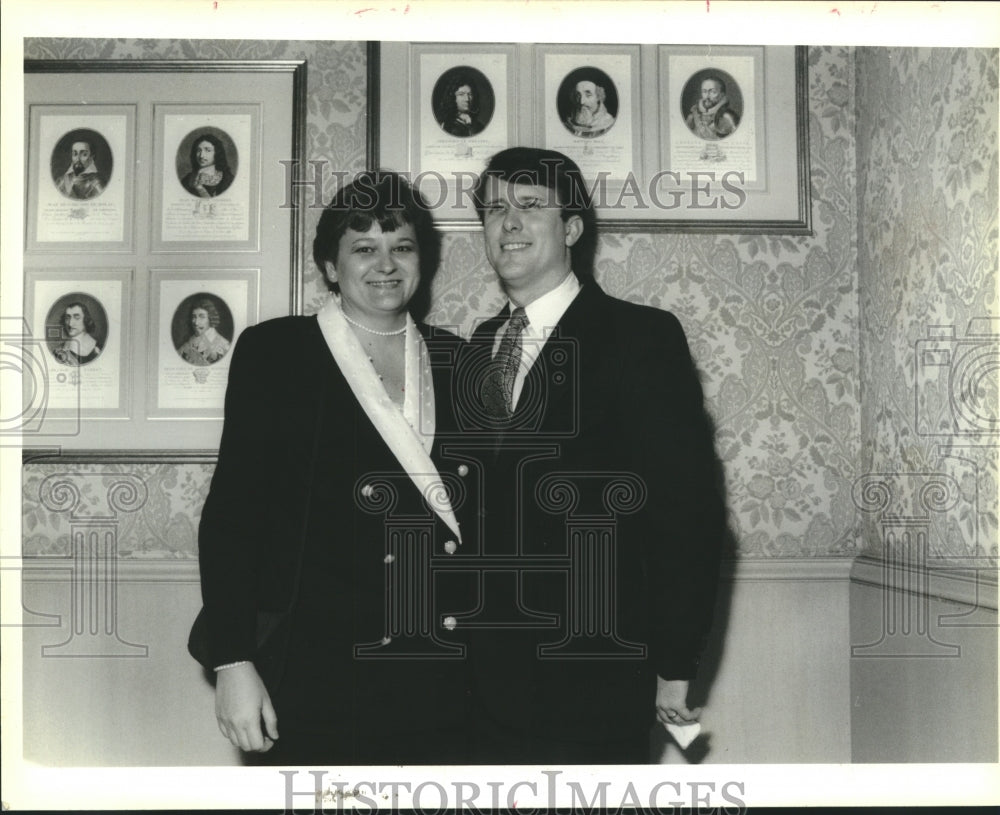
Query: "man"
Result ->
[[563, 79, 616, 138], [177, 298, 231, 366], [53, 301, 101, 365], [56, 140, 104, 199], [685, 77, 740, 140], [460, 147, 725, 764], [440, 76, 485, 138]]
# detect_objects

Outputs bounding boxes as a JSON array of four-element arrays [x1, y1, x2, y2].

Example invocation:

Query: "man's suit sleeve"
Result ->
[[197, 324, 272, 668], [625, 310, 725, 680]]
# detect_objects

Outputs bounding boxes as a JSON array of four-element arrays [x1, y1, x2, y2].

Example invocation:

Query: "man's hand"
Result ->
[[215, 662, 279, 752], [655, 676, 701, 729]]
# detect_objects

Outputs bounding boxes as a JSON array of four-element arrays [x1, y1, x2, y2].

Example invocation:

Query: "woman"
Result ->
[[195, 171, 473, 765], [181, 133, 235, 198], [177, 298, 231, 366]]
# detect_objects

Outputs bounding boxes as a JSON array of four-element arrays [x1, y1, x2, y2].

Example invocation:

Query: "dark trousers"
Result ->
[[470, 706, 650, 765], [243, 723, 471, 766]]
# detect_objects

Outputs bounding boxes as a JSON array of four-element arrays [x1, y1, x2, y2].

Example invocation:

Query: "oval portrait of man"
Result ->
[[175, 127, 239, 199], [432, 66, 495, 139], [557, 66, 619, 139], [171, 293, 235, 367], [45, 292, 109, 367], [681, 68, 744, 141], [50, 129, 113, 201]]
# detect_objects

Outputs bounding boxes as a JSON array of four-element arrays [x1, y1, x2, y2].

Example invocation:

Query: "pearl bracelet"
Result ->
[[214, 660, 251, 672]]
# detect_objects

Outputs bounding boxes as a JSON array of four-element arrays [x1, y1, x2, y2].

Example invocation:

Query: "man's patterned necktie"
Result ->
[[482, 307, 528, 419]]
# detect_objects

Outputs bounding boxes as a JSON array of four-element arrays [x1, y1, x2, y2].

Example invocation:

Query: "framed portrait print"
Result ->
[[538, 46, 641, 183], [26, 105, 135, 252], [152, 104, 261, 251], [374, 42, 517, 224], [24, 58, 306, 450], [147, 269, 258, 419], [373, 42, 809, 233], [24, 268, 132, 420]]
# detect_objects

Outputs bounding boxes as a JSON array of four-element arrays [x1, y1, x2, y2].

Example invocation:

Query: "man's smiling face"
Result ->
[[481, 178, 582, 305]]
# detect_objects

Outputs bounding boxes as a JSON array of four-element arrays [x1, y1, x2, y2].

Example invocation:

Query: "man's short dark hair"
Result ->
[[313, 171, 442, 322], [473, 147, 597, 281]]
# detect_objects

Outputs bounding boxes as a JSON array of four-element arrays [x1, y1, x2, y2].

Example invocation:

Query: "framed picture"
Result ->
[[374, 42, 517, 224], [147, 269, 258, 419], [25, 104, 135, 252], [24, 59, 306, 450], [152, 104, 261, 251], [24, 268, 132, 421], [538, 46, 641, 183], [373, 42, 810, 233]]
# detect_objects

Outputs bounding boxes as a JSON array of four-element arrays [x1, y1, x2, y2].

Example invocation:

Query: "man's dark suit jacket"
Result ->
[[197, 315, 474, 746], [461, 280, 725, 745]]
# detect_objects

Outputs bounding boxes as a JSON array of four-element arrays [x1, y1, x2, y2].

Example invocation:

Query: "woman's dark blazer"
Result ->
[[197, 315, 474, 722]]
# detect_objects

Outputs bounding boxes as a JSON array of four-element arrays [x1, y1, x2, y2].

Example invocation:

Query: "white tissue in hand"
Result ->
[[665, 721, 701, 749]]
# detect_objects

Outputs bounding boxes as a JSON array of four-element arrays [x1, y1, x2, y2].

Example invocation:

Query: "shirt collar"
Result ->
[[508, 272, 581, 335]]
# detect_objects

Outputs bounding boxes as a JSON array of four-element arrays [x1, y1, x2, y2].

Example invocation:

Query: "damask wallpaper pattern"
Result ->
[[856, 47, 998, 562], [24, 40, 958, 564]]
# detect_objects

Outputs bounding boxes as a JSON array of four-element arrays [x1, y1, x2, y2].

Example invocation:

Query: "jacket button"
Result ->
[[444, 540, 458, 554], [457, 464, 469, 477], [443, 616, 457, 631], [384, 553, 395, 564]]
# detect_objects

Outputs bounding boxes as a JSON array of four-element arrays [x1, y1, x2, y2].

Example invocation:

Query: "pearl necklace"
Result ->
[[342, 311, 406, 336]]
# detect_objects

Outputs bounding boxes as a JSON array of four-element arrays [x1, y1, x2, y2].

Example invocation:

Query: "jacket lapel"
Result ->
[[315, 299, 461, 540]]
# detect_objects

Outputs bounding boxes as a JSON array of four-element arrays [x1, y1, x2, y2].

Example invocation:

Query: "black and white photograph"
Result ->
[[542, 48, 638, 181], [154, 105, 258, 248], [415, 46, 513, 181], [665, 48, 762, 184], [557, 65, 619, 139], [24, 268, 130, 415], [50, 128, 113, 200], [176, 128, 238, 199], [26, 105, 133, 249], [432, 65, 494, 138], [5, 2, 999, 812], [44, 291, 108, 366], [149, 269, 256, 415], [681, 68, 743, 142], [171, 293, 234, 366]]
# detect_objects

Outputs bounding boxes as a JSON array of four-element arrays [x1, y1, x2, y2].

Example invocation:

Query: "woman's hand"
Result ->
[[215, 662, 279, 752]]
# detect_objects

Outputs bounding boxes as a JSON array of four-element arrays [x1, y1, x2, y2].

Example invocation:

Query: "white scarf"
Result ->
[[316, 297, 461, 541]]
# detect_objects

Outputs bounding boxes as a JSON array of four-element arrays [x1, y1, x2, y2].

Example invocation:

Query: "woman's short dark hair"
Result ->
[[473, 147, 597, 281], [313, 171, 442, 322], [189, 133, 229, 174]]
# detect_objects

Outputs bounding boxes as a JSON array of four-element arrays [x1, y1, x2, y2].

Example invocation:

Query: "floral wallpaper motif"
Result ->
[[22, 463, 213, 558], [856, 47, 998, 562], [28, 42, 988, 563]]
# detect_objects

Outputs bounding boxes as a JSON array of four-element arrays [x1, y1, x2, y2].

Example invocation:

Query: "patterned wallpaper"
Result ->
[[856, 47, 998, 562], [24, 41, 874, 560]]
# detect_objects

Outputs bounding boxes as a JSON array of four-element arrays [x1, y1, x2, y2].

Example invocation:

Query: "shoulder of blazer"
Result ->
[[566, 281, 687, 344], [234, 314, 327, 367]]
